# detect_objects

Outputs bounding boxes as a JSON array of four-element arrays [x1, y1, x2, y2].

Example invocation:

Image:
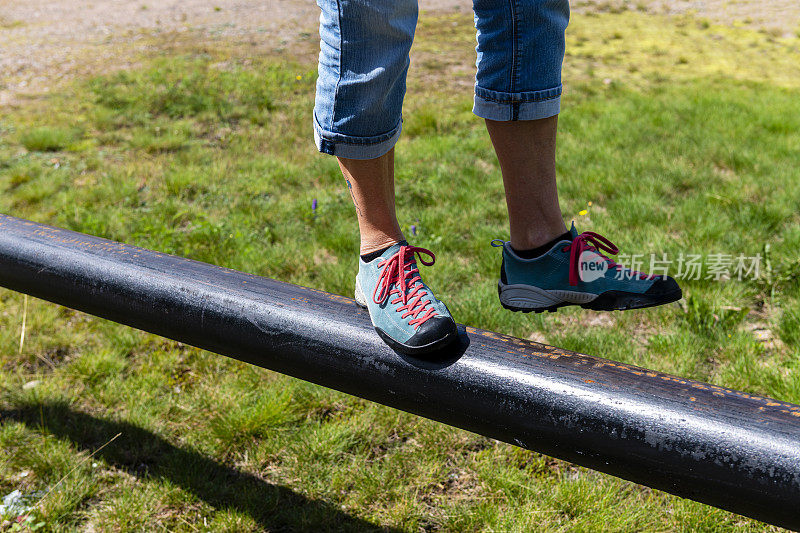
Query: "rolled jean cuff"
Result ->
[[313, 114, 402, 160], [473, 85, 562, 121]]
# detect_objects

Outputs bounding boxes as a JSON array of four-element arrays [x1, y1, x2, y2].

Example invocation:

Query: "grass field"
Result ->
[[1, 8, 800, 532]]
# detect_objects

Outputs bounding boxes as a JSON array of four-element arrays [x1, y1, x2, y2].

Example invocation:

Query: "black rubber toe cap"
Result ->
[[375, 316, 458, 355], [583, 275, 682, 311], [407, 316, 458, 348], [644, 275, 682, 298]]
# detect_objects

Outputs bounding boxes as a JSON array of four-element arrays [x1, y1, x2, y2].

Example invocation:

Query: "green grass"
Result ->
[[1, 10, 799, 532], [18, 127, 79, 152]]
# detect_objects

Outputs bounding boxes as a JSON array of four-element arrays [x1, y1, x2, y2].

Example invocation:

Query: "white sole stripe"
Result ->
[[499, 282, 598, 309]]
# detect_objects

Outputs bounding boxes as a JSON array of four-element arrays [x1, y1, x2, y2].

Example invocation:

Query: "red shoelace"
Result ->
[[564, 231, 653, 286], [372, 245, 439, 329]]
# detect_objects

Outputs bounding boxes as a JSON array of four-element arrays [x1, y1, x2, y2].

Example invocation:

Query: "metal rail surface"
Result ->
[[0, 213, 798, 529]]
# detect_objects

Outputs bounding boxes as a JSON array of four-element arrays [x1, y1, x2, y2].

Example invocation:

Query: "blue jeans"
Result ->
[[314, 0, 570, 159]]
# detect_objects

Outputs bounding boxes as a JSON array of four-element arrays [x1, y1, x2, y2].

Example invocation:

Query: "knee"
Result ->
[[519, 0, 570, 33], [323, 0, 417, 55], [545, 0, 570, 25], [475, 0, 570, 32], [314, 0, 418, 143], [363, 0, 418, 47], [318, 0, 417, 82]]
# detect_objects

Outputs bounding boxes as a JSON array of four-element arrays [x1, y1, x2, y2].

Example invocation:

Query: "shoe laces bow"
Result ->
[[372, 245, 438, 329], [564, 231, 654, 286]]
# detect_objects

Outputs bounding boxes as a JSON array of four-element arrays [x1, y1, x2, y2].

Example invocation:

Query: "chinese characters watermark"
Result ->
[[578, 252, 762, 282]]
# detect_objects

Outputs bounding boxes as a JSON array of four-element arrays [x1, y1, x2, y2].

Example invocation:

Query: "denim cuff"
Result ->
[[473, 84, 562, 121], [313, 114, 403, 160]]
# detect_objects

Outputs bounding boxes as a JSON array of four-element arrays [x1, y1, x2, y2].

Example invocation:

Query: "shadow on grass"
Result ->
[[1, 401, 401, 532]]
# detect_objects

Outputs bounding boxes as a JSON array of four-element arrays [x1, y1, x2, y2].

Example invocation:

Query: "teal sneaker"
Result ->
[[355, 241, 458, 355], [493, 223, 682, 313]]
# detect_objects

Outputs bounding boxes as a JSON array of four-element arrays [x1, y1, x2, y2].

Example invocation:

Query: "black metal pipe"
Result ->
[[1, 213, 799, 529]]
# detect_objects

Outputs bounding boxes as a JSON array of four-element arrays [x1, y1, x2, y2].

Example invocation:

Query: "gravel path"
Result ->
[[0, 0, 326, 104], [1, 0, 798, 105]]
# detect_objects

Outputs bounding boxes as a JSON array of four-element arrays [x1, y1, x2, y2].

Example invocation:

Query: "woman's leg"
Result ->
[[474, 0, 682, 312], [314, 0, 413, 255], [314, 0, 457, 353], [314, 0, 414, 255], [485, 116, 566, 251], [314, 0, 416, 160], [337, 149, 405, 255], [472, 0, 570, 251]]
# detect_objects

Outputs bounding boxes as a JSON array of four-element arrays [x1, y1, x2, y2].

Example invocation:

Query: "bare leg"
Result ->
[[337, 148, 405, 255], [485, 116, 567, 250]]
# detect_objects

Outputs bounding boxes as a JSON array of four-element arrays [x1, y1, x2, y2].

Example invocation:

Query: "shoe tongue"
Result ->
[[381, 240, 409, 259], [383, 240, 424, 288], [568, 221, 579, 240]]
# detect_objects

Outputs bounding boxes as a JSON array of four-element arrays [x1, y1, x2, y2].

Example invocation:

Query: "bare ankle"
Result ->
[[359, 233, 405, 255], [510, 224, 568, 251]]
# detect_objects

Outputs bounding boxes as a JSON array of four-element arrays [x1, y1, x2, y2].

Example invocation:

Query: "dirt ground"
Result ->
[[644, 0, 800, 30], [1, 0, 798, 105]]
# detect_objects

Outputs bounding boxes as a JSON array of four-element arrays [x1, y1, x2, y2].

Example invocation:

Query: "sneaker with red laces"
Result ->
[[355, 241, 458, 355], [493, 223, 683, 312]]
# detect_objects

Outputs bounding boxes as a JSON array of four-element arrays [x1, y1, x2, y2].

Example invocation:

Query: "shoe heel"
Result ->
[[498, 282, 567, 314], [354, 279, 368, 309]]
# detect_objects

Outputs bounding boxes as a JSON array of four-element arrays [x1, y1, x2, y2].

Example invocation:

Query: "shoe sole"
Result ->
[[355, 280, 458, 356], [498, 282, 683, 313]]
